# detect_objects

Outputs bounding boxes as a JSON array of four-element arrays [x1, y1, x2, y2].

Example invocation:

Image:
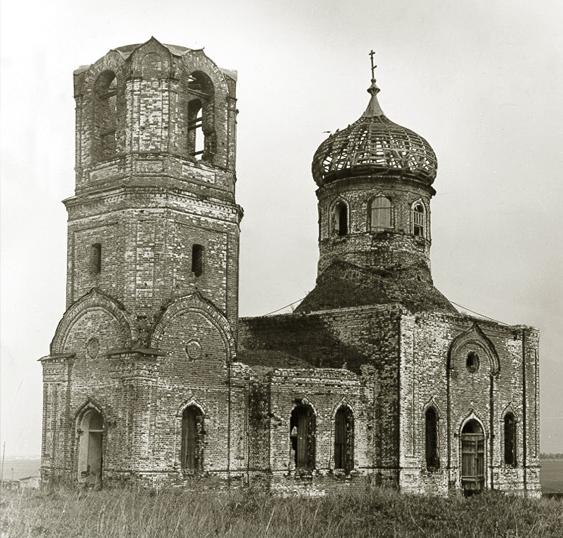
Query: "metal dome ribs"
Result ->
[[312, 114, 437, 186]]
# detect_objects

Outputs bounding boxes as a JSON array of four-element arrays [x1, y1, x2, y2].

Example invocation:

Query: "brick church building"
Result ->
[[40, 38, 541, 496]]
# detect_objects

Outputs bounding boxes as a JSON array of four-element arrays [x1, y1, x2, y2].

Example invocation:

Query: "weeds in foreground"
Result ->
[[1, 486, 562, 537]]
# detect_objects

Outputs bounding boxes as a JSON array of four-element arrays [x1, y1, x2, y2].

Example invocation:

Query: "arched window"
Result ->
[[333, 201, 349, 236], [290, 402, 316, 470], [370, 196, 393, 231], [187, 72, 215, 162], [334, 406, 354, 472], [77, 408, 104, 486], [94, 71, 117, 162], [504, 412, 517, 466], [425, 407, 439, 471], [412, 202, 425, 237], [181, 405, 204, 472]]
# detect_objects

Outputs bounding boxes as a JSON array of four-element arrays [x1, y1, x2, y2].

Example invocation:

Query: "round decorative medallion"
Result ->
[[185, 340, 202, 361], [86, 337, 100, 359], [466, 351, 480, 373]]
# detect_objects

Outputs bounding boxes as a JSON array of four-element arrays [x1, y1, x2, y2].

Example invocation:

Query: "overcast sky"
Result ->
[[1, 0, 562, 458]]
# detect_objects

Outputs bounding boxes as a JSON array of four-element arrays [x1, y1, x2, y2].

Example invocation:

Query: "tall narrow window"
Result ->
[[90, 243, 102, 275], [334, 406, 354, 472], [333, 201, 348, 236], [370, 196, 393, 231], [504, 412, 517, 466], [187, 99, 204, 160], [290, 403, 316, 470], [412, 202, 425, 237], [191, 244, 204, 277], [187, 72, 215, 162], [181, 405, 204, 472], [94, 71, 117, 162], [425, 407, 439, 471]]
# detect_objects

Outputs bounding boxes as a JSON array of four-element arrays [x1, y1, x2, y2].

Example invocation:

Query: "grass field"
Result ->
[[2, 485, 563, 537], [1, 459, 562, 537]]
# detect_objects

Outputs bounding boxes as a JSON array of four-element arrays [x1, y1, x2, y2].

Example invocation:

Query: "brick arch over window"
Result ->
[[447, 324, 500, 375], [51, 288, 132, 354], [150, 292, 235, 360]]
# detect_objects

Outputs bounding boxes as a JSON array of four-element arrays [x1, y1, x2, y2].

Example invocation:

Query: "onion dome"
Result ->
[[312, 58, 437, 187]]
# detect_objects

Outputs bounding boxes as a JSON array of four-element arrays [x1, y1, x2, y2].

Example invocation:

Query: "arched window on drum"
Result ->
[[369, 195, 393, 231], [332, 200, 349, 236], [411, 201, 426, 238]]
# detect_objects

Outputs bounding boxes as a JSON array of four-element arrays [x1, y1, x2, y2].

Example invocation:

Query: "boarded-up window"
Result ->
[[334, 406, 354, 472], [412, 202, 425, 237], [181, 405, 204, 472], [504, 412, 517, 466], [90, 243, 102, 275], [425, 407, 439, 471], [192, 244, 204, 277], [290, 403, 316, 470], [333, 201, 348, 236], [370, 196, 393, 230]]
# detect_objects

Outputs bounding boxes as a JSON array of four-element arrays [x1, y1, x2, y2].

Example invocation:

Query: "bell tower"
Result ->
[[41, 39, 243, 486], [67, 37, 241, 328]]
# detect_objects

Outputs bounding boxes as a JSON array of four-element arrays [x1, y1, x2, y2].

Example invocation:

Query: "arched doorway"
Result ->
[[460, 419, 485, 495], [290, 403, 316, 470], [77, 408, 104, 487], [181, 405, 205, 473]]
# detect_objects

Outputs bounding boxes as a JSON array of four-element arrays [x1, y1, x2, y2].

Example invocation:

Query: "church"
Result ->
[[40, 38, 540, 496]]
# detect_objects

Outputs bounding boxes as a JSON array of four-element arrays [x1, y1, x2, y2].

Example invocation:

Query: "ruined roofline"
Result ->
[[239, 304, 537, 333], [73, 37, 237, 81]]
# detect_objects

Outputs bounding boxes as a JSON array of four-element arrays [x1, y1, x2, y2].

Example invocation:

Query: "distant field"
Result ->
[[541, 459, 563, 493], [1, 459, 40, 481], [3, 458, 562, 492]]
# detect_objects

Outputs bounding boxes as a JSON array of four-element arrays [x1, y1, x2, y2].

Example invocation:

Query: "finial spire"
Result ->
[[369, 50, 377, 84], [368, 49, 380, 95], [363, 49, 384, 117]]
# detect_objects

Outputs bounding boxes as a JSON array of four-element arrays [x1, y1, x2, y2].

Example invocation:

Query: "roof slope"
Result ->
[[295, 260, 456, 314]]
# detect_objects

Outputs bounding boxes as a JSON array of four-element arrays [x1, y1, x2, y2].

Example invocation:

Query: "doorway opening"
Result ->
[[289, 403, 316, 470], [461, 419, 485, 496], [77, 408, 104, 487]]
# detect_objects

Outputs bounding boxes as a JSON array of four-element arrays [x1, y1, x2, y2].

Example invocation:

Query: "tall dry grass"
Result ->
[[1, 485, 562, 537]]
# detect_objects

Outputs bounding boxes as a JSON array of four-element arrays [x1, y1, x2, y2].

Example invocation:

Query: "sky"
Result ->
[[1, 0, 562, 458]]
